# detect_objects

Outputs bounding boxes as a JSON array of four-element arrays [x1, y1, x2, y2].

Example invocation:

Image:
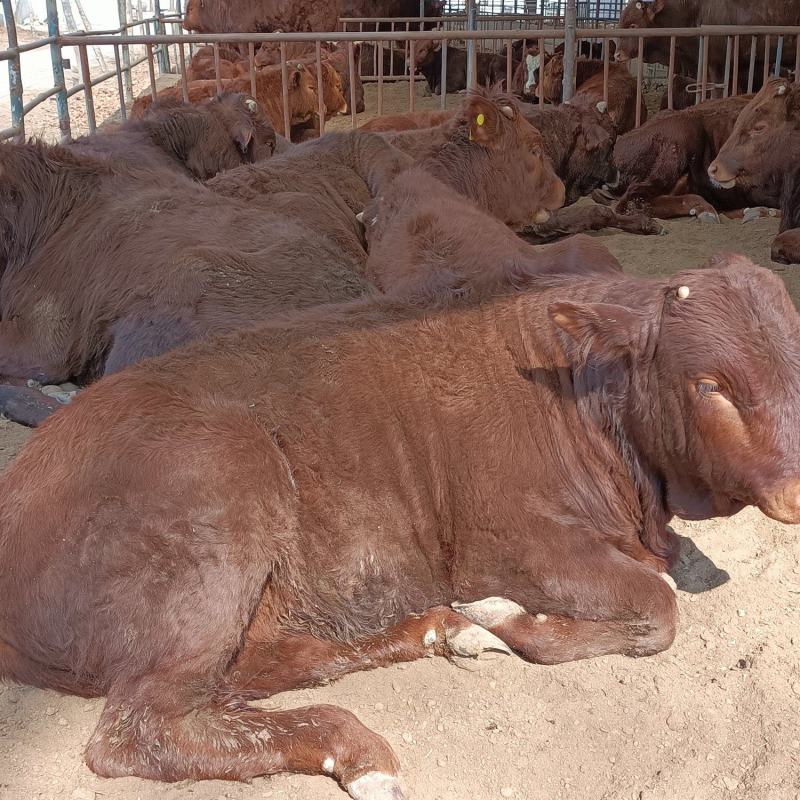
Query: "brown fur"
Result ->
[[182, 0, 342, 33], [131, 63, 319, 138], [69, 92, 276, 178], [2, 256, 800, 791], [360, 110, 454, 133], [414, 39, 510, 95]]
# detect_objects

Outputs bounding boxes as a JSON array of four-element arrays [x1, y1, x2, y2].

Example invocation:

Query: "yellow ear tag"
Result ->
[[476, 113, 485, 126]]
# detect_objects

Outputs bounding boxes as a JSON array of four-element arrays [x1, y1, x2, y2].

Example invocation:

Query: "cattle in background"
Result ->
[[537, 53, 646, 133], [340, 0, 444, 23], [706, 78, 800, 260], [69, 92, 276, 178], [360, 109, 453, 132], [615, 0, 800, 91], [182, 0, 341, 33], [414, 39, 510, 94], [607, 94, 779, 221], [4, 254, 800, 794], [660, 74, 696, 111], [132, 62, 320, 141]]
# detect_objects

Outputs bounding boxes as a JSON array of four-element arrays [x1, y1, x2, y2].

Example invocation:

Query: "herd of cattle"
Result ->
[[1, 3, 800, 799]]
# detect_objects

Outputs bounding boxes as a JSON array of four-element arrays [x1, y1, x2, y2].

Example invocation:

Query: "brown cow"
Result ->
[[132, 62, 319, 140], [538, 53, 646, 134], [186, 47, 250, 82], [3, 255, 800, 796], [615, 0, 800, 91], [413, 39, 510, 95], [607, 94, 780, 221], [707, 78, 800, 260], [69, 92, 276, 178], [359, 109, 454, 132], [182, 0, 341, 33]]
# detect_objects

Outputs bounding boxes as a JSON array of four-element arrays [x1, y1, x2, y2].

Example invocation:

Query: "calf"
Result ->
[[325, 44, 366, 114], [186, 47, 250, 82], [414, 40, 509, 94], [132, 62, 319, 140], [3, 255, 800, 798], [707, 79, 800, 261], [69, 92, 275, 178], [538, 53, 646, 133]]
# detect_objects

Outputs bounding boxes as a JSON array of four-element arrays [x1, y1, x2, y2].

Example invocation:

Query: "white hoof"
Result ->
[[447, 624, 513, 659], [347, 772, 405, 800], [697, 210, 720, 224], [660, 572, 678, 593], [452, 596, 525, 628], [741, 206, 777, 224]]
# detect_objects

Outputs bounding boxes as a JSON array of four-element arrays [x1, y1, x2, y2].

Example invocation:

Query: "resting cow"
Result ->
[[3, 255, 800, 798], [69, 92, 276, 178], [414, 39, 510, 95], [707, 78, 798, 259]]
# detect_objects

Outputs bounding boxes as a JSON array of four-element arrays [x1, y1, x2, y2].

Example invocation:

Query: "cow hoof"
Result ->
[[694, 210, 720, 224], [452, 596, 526, 628], [447, 624, 513, 659], [660, 572, 678, 593], [741, 207, 777, 224], [347, 772, 405, 800]]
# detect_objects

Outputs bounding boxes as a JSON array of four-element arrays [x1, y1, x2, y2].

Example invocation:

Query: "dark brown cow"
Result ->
[[413, 39, 510, 95], [132, 62, 320, 140], [707, 78, 800, 260], [615, 0, 800, 90], [538, 53, 646, 133], [3, 255, 800, 796], [69, 92, 276, 178], [660, 74, 696, 111], [607, 94, 779, 221]]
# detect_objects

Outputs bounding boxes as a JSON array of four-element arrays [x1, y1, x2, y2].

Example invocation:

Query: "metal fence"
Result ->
[[1, 2, 800, 145]]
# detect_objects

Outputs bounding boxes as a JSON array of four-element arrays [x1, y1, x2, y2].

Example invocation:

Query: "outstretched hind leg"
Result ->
[[225, 606, 512, 699], [87, 680, 404, 799]]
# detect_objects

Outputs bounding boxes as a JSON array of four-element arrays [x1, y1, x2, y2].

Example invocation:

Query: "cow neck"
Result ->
[[551, 276, 673, 562], [0, 144, 108, 278]]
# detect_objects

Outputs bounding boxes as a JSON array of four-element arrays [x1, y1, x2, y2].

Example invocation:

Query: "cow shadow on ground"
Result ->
[[669, 532, 729, 594]]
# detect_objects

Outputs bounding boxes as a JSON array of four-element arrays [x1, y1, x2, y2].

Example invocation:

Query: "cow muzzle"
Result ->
[[758, 479, 800, 525], [707, 159, 737, 190]]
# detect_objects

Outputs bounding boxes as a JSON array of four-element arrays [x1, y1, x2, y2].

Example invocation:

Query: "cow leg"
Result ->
[[0, 384, 61, 427], [519, 204, 663, 242], [86, 682, 404, 799], [453, 536, 678, 665], [226, 606, 512, 699], [643, 193, 720, 223]]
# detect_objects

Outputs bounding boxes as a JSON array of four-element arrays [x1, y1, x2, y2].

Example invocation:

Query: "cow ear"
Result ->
[[464, 97, 501, 145], [549, 301, 647, 362], [232, 123, 254, 154]]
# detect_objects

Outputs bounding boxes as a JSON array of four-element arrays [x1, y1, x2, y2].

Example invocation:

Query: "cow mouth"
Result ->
[[710, 177, 737, 190]]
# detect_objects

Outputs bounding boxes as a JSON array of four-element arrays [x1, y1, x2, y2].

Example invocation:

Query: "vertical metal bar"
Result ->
[[440, 38, 448, 109], [506, 37, 513, 89], [795, 38, 800, 84], [775, 35, 784, 77], [213, 42, 222, 94], [348, 40, 357, 128], [562, 0, 577, 101], [409, 40, 416, 112], [114, 43, 127, 120], [667, 35, 675, 109], [378, 40, 384, 116], [2, 0, 24, 140], [280, 43, 291, 139], [146, 42, 157, 99], [763, 36, 770, 87], [466, 0, 476, 89], [178, 42, 189, 103], [249, 42, 257, 99], [695, 35, 704, 104], [635, 37, 643, 125], [78, 44, 96, 134], [732, 34, 740, 96], [118, 0, 133, 102], [538, 35, 545, 105], [315, 41, 325, 136], [747, 36, 756, 94], [45, 0, 71, 141], [390, 22, 396, 79], [723, 36, 731, 98], [153, 0, 170, 74], [603, 34, 610, 103], [701, 34, 709, 102]]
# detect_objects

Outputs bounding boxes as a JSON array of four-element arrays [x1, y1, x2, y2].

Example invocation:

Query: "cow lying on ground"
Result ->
[[707, 78, 800, 261], [185, 45, 250, 81], [3, 254, 800, 798], [603, 95, 780, 221], [132, 62, 321, 140], [414, 39, 509, 94], [360, 109, 454, 132], [69, 92, 276, 178], [537, 53, 646, 133]]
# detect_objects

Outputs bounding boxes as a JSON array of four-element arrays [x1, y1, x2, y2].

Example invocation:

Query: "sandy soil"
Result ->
[[1, 82, 799, 800]]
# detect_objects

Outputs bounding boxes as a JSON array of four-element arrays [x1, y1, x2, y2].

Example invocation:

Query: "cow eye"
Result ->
[[697, 379, 721, 396], [751, 121, 768, 136]]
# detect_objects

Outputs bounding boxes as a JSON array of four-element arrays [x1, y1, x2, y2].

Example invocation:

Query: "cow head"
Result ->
[[182, 0, 208, 32], [287, 63, 320, 124], [708, 79, 800, 191], [436, 89, 565, 228], [536, 52, 563, 103], [414, 39, 442, 68], [206, 93, 276, 166], [550, 255, 800, 524], [321, 62, 349, 117], [772, 228, 800, 265], [616, 0, 666, 62]]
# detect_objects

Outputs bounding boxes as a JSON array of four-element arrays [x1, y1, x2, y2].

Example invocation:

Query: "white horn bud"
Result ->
[[677, 286, 690, 300], [777, 84, 788, 96], [245, 98, 258, 113], [596, 100, 608, 113], [500, 104, 515, 119], [356, 211, 365, 224]]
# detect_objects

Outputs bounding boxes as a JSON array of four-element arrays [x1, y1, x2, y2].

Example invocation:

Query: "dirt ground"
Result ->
[[1, 81, 799, 800]]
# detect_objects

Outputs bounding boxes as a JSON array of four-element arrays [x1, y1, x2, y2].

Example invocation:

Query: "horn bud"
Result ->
[[596, 100, 608, 113], [500, 105, 515, 119]]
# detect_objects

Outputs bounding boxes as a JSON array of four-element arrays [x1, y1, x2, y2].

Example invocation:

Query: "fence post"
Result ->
[[562, 0, 577, 100], [45, 0, 71, 141], [117, 0, 133, 101], [154, 0, 171, 73], [2, 0, 24, 140], [466, 0, 476, 89]]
